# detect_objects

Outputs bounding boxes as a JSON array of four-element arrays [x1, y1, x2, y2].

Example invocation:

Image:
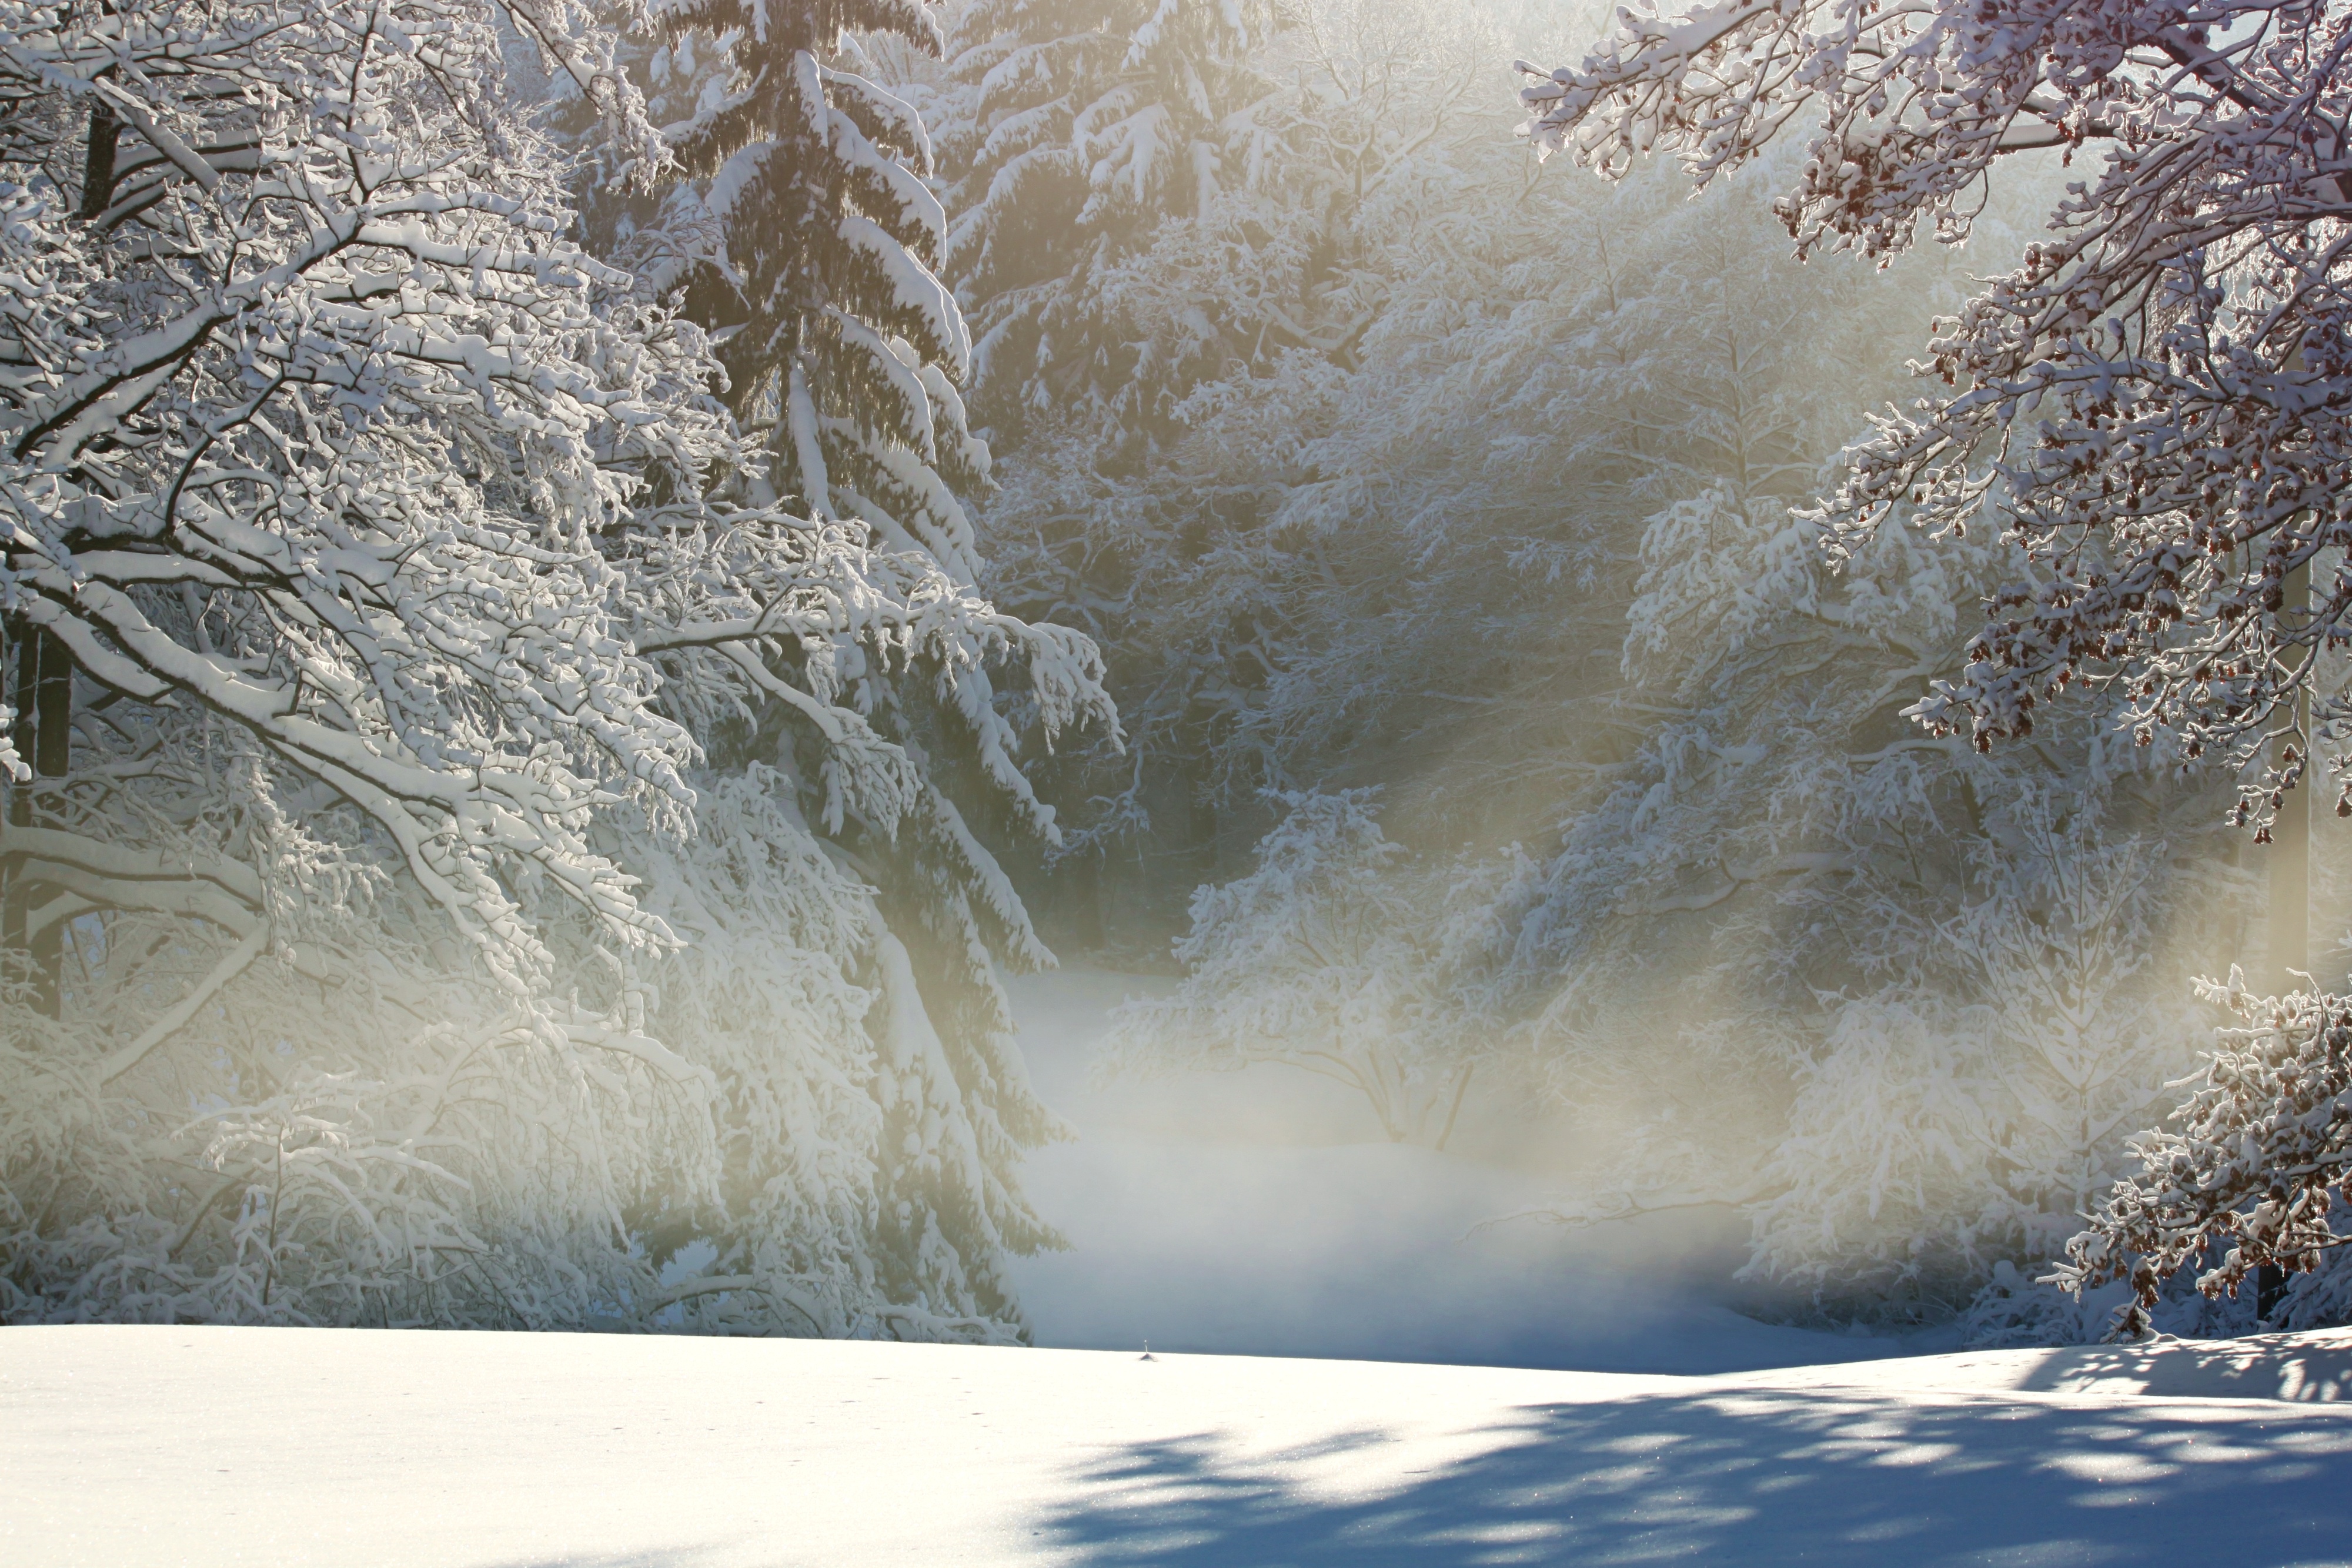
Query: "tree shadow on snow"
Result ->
[[2012, 1332, 2352, 1403], [1041, 1386, 2352, 1566]]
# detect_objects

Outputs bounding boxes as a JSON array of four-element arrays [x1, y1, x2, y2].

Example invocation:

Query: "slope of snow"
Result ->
[[1001, 968, 1903, 1373], [1759, 1326, 2352, 1403], [11, 1324, 2352, 1567]]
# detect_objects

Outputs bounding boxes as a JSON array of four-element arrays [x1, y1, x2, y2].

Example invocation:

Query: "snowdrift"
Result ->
[[9, 1324, 2352, 1567]]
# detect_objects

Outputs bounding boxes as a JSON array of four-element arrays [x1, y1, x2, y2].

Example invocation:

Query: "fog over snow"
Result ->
[[17, 977, 2352, 1566], [998, 968, 1904, 1375]]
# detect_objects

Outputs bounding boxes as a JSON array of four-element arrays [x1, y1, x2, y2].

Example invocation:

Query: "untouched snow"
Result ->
[[14, 970, 2352, 1565], [11, 1324, 2352, 1566], [1001, 968, 1903, 1373]]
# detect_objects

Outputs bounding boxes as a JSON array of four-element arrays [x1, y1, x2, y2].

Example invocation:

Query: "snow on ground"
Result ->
[[1000, 968, 1901, 1373], [13, 968, 2352, 1566], [11, 1323, 2352, 1567]]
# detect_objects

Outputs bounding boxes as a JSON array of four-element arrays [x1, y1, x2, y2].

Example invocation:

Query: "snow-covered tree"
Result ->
[[943, 0, 1281, 434], [549, 0, 1135, 1328], [1511, 0, 2352, 1329], [589, 0, 988, 574], [0, 0, 1112, 1336], [1519, 0, 2352, 831], [1103, 790, 1530, 1148]]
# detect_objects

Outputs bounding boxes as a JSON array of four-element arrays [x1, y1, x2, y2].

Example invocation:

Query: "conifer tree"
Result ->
[[637, 0, 986, 573], [946, 0, 1277, 439], [559, 0, 1115, 1328]]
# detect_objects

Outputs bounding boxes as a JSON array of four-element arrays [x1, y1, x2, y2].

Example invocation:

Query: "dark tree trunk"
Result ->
[[78, 99, 121, 221], [20, 83, 113, 1018], [2, 628, 71, 1015], [2257, 1263, 2288, 1328]]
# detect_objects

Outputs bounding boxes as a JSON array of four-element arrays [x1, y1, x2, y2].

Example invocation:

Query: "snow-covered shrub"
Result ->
[[1748, 820, 2216, 1318], [2062, 977, 2352, 1338], [1493, 360, 2244, 1320]]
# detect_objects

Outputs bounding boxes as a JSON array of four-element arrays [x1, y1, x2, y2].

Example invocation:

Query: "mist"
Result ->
[[1000, 972, 1903, 1373]]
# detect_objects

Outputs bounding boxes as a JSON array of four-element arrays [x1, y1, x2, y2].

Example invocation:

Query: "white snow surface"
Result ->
[[11, 1323, 2352, 1566]]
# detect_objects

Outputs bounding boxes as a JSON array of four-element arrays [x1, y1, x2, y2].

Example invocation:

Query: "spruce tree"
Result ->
[[946, 0, 1274, 439], [563, 0, 1113, 1331], [643, 0, 987, 574]]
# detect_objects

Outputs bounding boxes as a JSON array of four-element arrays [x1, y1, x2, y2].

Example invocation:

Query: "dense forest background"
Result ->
[[886, 0, 2352, 1338], [8, 0, 2351, 1348]]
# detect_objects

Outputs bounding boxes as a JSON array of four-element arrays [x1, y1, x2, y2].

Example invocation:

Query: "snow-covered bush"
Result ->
[[1498, 396, 2249, 1316]]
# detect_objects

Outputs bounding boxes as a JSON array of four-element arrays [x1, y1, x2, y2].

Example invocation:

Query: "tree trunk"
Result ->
[[78, 98, 121, 222], [5, 96, 112, 1011], [2, 627, 71, 1015], [2259, 557, 2313, 1326]]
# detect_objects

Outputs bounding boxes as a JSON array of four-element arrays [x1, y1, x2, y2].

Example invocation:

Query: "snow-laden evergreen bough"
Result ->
[[0, 0, 1112, 1335], [603, 0, 994, 581], [944, 0, 1279, 432]]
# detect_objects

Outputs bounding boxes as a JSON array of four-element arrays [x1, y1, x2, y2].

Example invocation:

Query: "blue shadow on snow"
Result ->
[[1042, 1383, 2352, 1566]]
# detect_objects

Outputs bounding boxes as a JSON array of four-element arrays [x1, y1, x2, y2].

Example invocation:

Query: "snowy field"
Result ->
[[21, 970, 2352, 1567], [11, 1323, 2352, 1566]]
